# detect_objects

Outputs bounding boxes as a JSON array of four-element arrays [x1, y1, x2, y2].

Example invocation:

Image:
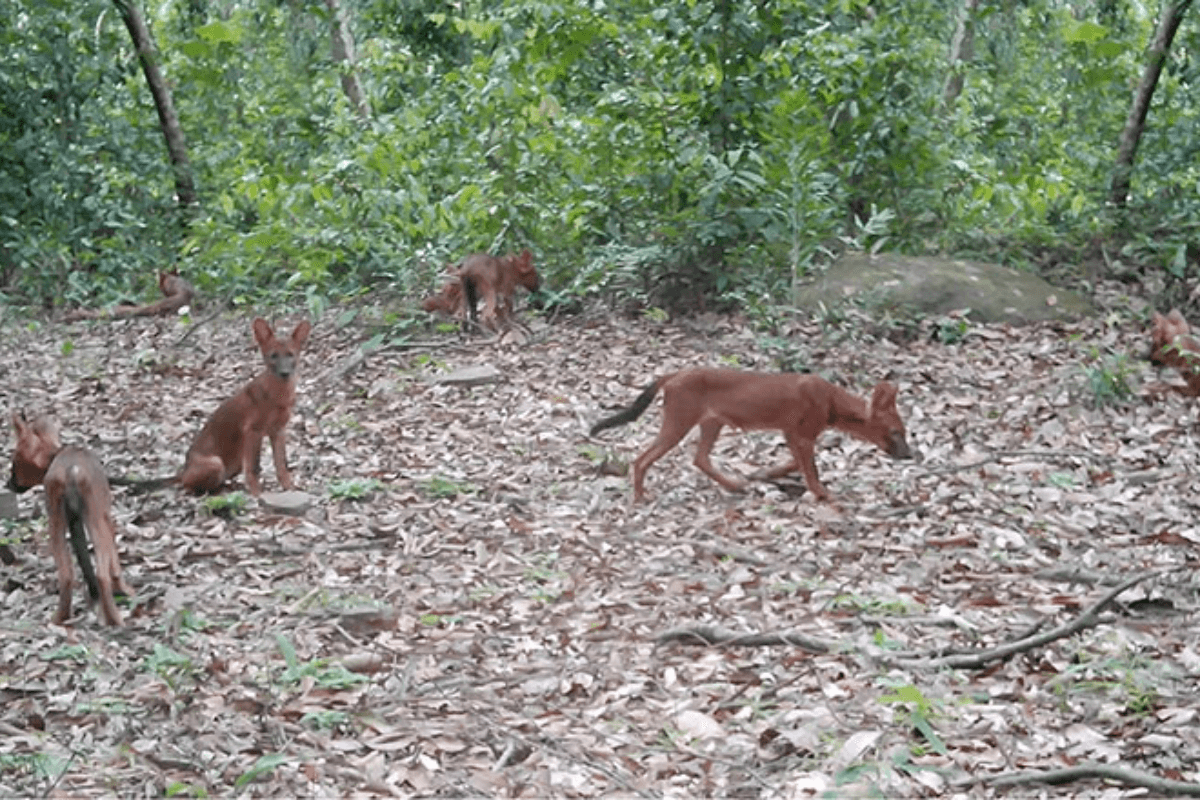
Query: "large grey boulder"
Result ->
[[796, 252, 1091, 324]]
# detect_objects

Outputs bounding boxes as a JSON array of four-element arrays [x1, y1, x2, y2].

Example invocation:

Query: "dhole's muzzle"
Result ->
[[887, 431, 914, 460]]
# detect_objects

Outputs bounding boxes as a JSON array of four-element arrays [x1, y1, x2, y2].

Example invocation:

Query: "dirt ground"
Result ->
[[1, 299, 1198, 797]]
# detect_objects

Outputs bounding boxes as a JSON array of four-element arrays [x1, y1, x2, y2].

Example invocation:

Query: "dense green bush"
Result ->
[[0, 0, 1196, 314]]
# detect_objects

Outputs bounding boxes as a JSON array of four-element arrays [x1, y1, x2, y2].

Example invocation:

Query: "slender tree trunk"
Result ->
[[943, 0, 980, 109], [1109, 0, 1192, 207], [112, 0, 196, 210], [324, 0, 371, 121]]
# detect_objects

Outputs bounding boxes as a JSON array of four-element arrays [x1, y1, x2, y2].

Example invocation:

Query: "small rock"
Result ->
[[259, 490, 315, 515], [438, 364, 505, 387]]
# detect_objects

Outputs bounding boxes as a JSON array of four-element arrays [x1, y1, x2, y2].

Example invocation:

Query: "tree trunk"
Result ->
[[1109, 0, 1192, 208], [113, 0, 196, 211], [943, 0, 980, 109], [325, 0, 371, 121]]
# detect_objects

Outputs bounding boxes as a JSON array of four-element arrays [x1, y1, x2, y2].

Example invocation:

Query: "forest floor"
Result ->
[[1, 293, 1198, 798]]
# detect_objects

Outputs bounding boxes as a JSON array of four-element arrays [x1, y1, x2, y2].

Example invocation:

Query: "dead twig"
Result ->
[[656, 570, 1166, 667], [924, 449, 1115, 475], [898, 568, 1166, 669], [656, 625, 832, 653], [968, 763, 1200, 796]]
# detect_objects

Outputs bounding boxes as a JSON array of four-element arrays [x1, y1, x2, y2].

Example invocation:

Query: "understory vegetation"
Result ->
[[1, 0, 1198, 317]]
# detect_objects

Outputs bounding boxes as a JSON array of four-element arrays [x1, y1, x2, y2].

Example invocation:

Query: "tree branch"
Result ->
[[970, 763, 1200, 796]]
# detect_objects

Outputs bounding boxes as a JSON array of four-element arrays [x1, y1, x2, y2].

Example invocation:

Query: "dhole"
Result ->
[[178, 318, 312, 495], [420, 267, 467, 319], [63, 269, 194, 322], [8, 413, 134, 626], [1147, 309, 1200, 396], [589, 369, 913, 503], [459, 249, 539, 331]]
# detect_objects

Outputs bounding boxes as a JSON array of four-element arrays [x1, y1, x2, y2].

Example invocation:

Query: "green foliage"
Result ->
[[3, 0, 1198, 311], [43, 644, 89, 663], [327, 477, 384, 501], [274, 634, 368, 690], [145, 643, 197, 689], [202, 491, 249, 518], [1082, 351, 1136, 407], [0, 752, 72, 782], [424, 475, 475, 499], [934, 311, 971, 345], [234, 753, 289, 789], [878, 682, 948, 756]]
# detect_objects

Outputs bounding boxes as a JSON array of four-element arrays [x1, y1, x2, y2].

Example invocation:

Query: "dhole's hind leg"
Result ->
[[631, 418, 695, 502], [43, 484, 76, 625], [692, 420, 745, 493], [179, 454, 228, 494], [86, 504, 130, 626]]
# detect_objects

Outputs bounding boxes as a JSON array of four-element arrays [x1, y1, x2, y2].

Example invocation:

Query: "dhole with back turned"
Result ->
[[1147, 309, 1200, 397], [458, 249, 539, 331], [8, 413, 134, 626], [589, 368, 913, 503], [178, 318, 312, 495]]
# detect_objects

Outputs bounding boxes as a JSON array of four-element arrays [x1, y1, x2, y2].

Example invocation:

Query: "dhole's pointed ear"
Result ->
[[11, 411, 28, 435], [252, 317, 275, 347], [871, 381, 898, 411], [291, 320, 312, 348], [1167, 309, 1186, 325]]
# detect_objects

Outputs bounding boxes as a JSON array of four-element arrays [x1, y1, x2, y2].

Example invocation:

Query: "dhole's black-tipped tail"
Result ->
[[108, 475, 176, 495], [64, 484, 100, 602], [589, 379, 661, 436], [462, 273, 479, 323]]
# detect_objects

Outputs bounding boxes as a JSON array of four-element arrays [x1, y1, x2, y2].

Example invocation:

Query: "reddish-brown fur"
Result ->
[[1148, 309, 1200, 396], [8, 414, 133, 626], [458, 249, 539, 331], [589, 369, 913, 502], [179, 318, 311, 495], [62, 269, 194, 322], [420, 268, 467, 318]]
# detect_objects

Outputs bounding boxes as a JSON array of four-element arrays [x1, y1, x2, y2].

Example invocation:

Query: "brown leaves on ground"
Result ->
[[0, 303, 1198, 797]]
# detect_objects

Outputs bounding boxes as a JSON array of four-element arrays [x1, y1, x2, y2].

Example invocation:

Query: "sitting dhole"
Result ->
[[589, 369, 913, 502], [8, 413, 134, 626], [1147, 309, 1200, 397], [179, 318, 311, 494]]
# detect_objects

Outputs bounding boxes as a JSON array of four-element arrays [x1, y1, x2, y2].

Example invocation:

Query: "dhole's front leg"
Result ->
[[782, 432, 830, 502], [241, 433, 266, 495], [43, 482, 76, 625], [268, 428, 294, 490]]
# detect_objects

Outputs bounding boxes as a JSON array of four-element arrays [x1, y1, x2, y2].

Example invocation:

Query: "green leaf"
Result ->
[[1062, 20, 1108, 45]]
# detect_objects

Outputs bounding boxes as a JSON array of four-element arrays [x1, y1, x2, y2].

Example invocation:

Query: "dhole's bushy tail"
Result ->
[[64, 483, 100, 603], [589, 379, 662, 436], [108, 475, 176, 494], [462, 273, 479, 323]]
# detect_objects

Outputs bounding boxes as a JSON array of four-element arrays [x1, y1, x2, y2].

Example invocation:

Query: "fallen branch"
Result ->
[[924, 448, 1115, 475], [325, 339, 459, 383], [655, 570, 1167, 668], [656, 625, 832, 653], [62, 271, 194, 322], [969, 763, 1200, 796], [899, 568, 1165, 669]]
